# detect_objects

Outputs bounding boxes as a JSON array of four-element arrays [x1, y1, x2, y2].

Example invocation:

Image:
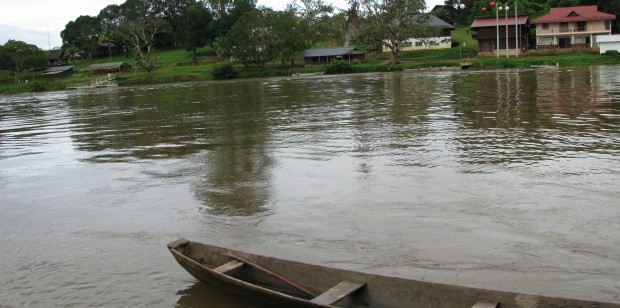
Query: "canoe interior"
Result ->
[[168, 239, 620, 308]]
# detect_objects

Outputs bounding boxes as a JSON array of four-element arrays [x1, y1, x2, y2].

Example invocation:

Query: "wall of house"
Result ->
[[472, 25, 529, 52], [535, 20, 610, 36], [597, 34, 620, 54], [599, 41, 620, 54], [383, 36, 452, 52]]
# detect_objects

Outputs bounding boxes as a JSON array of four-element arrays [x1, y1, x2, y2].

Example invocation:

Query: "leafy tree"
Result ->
[[119, 0, 160, 20], [185, 2, 214, 65], [269, 8, 306, 65], [117, 17, 170, 78], [343, 1, 363, 47], [360, 0, 427, 64], [98, 4, 125, 57], [211, 0, 257, 38], [159, 0, 196, 48], [289, 0, 335, 48], [0, 40, 46, 83], [328, 12, 348, 47], [220, 8, 276, 69], [61, 15, 102, 62]]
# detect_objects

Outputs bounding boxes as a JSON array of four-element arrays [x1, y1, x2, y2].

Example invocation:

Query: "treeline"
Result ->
[[59, 0, 347, 74], [54, 0, 440, 71]]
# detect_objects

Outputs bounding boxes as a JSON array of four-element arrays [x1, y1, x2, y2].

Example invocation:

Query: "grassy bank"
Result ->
[[2, 45, 620, 95]]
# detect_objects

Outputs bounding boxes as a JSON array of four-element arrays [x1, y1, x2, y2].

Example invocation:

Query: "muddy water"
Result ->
[[1, 66, 619, 306]]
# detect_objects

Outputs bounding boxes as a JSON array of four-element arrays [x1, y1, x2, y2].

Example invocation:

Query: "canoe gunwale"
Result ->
[[168, 243, 330, 307], [167, 239, 620, 308]]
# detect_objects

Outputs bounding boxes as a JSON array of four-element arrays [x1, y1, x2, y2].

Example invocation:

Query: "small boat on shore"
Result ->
[[168, 239, 620, 308]]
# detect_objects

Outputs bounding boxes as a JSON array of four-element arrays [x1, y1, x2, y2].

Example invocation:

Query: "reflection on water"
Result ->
[[176, 281, 265, 308], [1, 66, 619, 306]]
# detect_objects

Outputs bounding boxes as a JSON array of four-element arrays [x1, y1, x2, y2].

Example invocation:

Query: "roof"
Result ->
[[416, 15, 455, 29], [430, 5, 456, 14], [471, 16, 529, 28], [82, 62, 131, 71], [597, 34, 620, 43], [303, 48, 364, 57], [43, 65, 74, 73], [47, 49, 65, 60], [532, 5, 616, 24]]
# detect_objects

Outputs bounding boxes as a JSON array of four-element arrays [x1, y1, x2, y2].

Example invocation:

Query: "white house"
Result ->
[[531, 5, 616, 49], [597, 34, 620, 54], [383, 15, 455, 52]]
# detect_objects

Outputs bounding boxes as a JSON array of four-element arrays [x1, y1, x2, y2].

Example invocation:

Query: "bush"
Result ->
[[211, 63, 238, 80], [32, 82, 46, 92], [324, 60, 352, 74], [605, 50, 620, 58]]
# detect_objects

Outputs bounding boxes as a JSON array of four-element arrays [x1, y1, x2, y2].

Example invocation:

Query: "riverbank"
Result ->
[[2, 46, 620, 95]]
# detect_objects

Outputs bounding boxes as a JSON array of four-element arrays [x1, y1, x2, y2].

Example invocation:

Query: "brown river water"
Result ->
[[1, 66, 619, 307]]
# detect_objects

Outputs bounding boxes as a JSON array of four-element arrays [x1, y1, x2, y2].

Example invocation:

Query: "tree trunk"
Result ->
[[192, 49, 198, 66], [14, 64, 20, 83]]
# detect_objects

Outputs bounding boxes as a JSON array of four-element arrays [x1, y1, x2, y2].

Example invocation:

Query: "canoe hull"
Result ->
[[168, 239, 620, 308]]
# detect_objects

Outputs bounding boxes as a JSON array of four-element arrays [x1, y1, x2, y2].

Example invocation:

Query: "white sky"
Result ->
[[0, 0, 444, 49]]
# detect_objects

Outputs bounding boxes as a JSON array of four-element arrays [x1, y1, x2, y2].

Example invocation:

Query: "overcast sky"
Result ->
[[0, 0, 444, 50]]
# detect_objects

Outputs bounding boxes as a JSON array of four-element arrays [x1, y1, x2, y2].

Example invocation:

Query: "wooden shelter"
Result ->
[[43, 65, 74, 79], [303, 47, 365, 66], [82, 62, 131, 74], [470, 15, 530, 54]]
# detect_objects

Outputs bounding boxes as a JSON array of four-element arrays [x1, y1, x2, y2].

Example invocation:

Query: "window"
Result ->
[[577, 21, 586, 32], [542, 23, 549, 30], [402, 41, 412, 47], [415, 42, 423, 47], [606, 20, 611, 30], [560, 22, 569, 32]]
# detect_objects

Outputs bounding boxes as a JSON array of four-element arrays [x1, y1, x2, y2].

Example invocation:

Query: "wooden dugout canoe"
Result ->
[[168, 239, 619, 308]]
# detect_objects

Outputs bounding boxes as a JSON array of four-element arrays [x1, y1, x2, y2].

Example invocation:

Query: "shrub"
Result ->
[[32, 82, 46, 92], [324, 60, 352, 74], [212, 63, 238, 80], [605, 50, 620, 58]]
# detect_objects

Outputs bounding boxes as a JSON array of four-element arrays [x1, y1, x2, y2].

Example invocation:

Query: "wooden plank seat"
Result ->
[[472, 300, 498, 308], [213, 260, 244, 274], [310, 280, 366, 305]]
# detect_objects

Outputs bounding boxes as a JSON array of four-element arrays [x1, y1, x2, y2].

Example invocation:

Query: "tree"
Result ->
[[117, 17, 169, 78], [210, 0, 257, 39], [98, 4, 124, 57], [269, 9, 306, 65], [159, 0, 196, 48], [220, 8, 276, 69], [184, 2, 214, 65], [360, 0, 427, 64], [1, 40, 46, 83], [289, 0, 335, 48], [61, 15, 102, 62]]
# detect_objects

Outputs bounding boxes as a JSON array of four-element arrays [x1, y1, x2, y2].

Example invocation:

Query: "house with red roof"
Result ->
[[531, 5, 616, 49], [470, 15, 530, 55]]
